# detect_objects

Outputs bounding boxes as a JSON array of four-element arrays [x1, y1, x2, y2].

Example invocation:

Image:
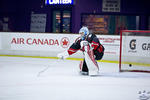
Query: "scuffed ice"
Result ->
[[0, 56, 150, 100]]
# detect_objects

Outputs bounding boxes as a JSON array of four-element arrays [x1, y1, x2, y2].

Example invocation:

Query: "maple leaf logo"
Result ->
[[62, 39, 68, 46], [61, 37, 70, 48]]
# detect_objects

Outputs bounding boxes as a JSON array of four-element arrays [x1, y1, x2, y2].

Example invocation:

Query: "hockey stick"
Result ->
[[37, 58, 62, 77], [37, 65, 51, 77]]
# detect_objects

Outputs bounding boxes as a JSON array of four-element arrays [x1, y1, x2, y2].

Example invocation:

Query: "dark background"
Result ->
[[0, 0, 149, 33]]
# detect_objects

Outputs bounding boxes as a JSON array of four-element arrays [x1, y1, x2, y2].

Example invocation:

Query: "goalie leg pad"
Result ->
[[79, 61, 83, 71], [83, 45, 99, 76], [79, 60, 89, 75]]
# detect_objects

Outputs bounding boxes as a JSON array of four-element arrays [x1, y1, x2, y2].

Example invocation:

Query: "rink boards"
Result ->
[[0, 32, 120, 62], [0, 32, 149, 68]]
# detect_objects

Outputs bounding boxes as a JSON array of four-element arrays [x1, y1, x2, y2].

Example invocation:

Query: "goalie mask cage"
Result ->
[[119, 30, 150, 73]]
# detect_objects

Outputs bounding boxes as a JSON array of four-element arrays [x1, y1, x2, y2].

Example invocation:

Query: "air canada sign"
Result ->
[[11, 38, 59, 45], [11, 37, 70, 48]]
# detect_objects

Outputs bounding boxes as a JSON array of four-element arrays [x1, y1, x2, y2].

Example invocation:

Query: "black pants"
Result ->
[[94, 51, 104, 60], [82, 60, 89, 72]]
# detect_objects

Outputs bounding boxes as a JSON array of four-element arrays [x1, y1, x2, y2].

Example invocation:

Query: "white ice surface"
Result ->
[[0, 56, 150, 100]]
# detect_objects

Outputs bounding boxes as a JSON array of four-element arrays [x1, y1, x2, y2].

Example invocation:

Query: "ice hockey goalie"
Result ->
[[57, 26, 105, 76]]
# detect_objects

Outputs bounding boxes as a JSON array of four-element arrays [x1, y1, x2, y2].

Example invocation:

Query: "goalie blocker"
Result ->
[[57, 26, 104, 76]]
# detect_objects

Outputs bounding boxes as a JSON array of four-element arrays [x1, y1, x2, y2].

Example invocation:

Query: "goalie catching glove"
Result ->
[[57, 50, 69, 59]]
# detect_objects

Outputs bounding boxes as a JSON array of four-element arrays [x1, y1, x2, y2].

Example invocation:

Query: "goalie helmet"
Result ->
[[79, 26, 89, 40]]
